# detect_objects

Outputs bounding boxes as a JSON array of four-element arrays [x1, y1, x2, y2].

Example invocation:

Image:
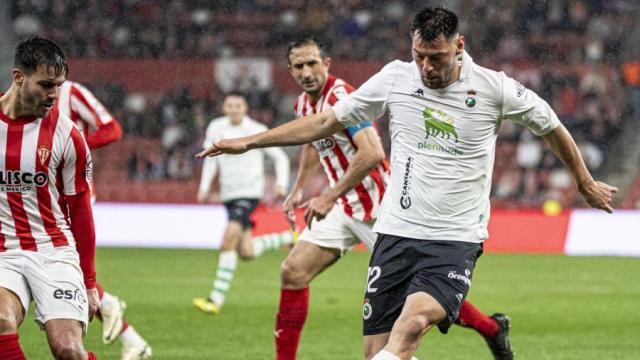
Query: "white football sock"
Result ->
[[371, 350, 402, 360], [252, 231, 294, 257], [209, 250, 238, 307], [120, 326, 145, 348]]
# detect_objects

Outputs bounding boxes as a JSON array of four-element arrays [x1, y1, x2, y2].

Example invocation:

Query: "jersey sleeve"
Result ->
[[332, 61, 401, 127], [69, 82, 116, 132], [61, 126, 92, 196], [330, 84, 373, 136], [501, 73, 560, 136], [202, 121, 218, 148]]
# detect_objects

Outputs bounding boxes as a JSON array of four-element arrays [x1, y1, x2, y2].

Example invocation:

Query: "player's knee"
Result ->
[[0, 313, 19, 334], [280, 260, 309, 288], [238, 248, 254, 260], [397, 314, 430, 341], [51, 340, 85, 360], [363, 343, 380, 360]]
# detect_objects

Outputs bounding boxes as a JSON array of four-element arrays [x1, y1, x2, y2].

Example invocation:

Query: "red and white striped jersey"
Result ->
[[0, 105, 92, 253], [294, 75, 390, 222], [56, 81, 116, 139]]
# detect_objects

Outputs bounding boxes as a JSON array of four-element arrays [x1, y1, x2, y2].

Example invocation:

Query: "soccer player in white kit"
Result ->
[[0, 36, 100, 360], [55, 81, 152, 360], [275, 38, 512, 360], [198, 7, 618, 360], [193, 92, 291, 315]]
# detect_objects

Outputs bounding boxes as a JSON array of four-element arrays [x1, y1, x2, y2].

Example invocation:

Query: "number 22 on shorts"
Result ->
[[366, 266, 381, 293]]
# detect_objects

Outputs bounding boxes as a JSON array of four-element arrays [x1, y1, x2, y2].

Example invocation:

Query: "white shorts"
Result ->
[[298, 206, 377, 254], [0, 247, 88, 330]]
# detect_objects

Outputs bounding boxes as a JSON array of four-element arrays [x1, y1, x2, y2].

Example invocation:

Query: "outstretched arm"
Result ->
[[196, 109, 343, 158], [543, 124, 618, 213]]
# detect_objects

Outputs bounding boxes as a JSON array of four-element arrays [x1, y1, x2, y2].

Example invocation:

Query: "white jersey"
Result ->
[[199, 116, 289, 202], [294, 75, 389, 222], [333, 51, 560, 243]]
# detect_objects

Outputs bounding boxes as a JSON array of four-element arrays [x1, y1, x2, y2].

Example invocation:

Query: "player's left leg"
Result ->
[[455, 301, 513, 359], [371, 292, 446, 359], [93, 284, 152, 359], [238, 230, 296, 259]]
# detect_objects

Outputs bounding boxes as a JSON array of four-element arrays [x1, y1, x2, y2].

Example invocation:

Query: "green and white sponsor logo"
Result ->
[[417, 107, 463, 155], [423, 108, 458, 143]]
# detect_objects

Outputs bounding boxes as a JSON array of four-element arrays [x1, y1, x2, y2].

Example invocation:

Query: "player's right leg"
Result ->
[[193, 219, 245, 314], [0, 253, 30, 359], [276, 206, 361, 360], [0, 287, 27, 359], [275, 241, 341, 360], [364, 235, 483, 359]]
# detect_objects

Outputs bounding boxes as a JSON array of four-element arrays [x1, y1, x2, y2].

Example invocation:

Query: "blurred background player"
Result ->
[[274, 38, 512, 360], [193, 92, 291, 314], [0, 36, 99, 360], [54, 80, 151, 359]]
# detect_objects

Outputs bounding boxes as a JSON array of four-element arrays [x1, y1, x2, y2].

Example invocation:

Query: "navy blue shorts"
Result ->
[[362, 234, 483, 335]]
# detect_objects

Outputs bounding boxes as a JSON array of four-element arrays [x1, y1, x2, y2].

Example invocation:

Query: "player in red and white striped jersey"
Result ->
[[55, 82, 151, 360], [0, 36, 99, 360], [56, 81, 123, 149], [270, 39, 511, 360], [292, 75, 390, 222]]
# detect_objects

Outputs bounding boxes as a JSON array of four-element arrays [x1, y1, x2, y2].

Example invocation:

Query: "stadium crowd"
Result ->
[[10, 0, 634, 207]]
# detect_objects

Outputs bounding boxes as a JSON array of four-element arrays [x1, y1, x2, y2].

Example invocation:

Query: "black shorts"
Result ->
[[223, 198, 259, 230], [362, 234, 483, 335]]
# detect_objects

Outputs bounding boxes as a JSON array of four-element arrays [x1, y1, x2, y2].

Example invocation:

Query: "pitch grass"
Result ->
[[18, 248, 640, 359]]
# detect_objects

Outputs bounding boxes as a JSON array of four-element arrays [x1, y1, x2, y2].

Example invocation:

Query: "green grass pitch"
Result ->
[[18, 248, 640, 359]]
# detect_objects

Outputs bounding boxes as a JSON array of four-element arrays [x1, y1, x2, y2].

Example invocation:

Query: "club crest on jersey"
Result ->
[[37, 144, 50, 165], [422, 108, 458, 143], [465, 89, 477, 107]]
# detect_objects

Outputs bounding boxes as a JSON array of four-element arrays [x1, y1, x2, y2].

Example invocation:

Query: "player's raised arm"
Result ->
[[196, 109, 343, 158], [543, 124, 618, 213], [500, 73, 617, 213]]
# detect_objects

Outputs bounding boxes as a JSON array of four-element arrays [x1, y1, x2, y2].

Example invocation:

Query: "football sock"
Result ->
[[209, 250, 238, 307], [120, 325, 145, 348], [455, 300, 499, 338], [275, 288, 309, 360], [0, 333, 26, 360], [87, 351, 97, 360], [371, 350, 401, 360], [253, 231, 295, 257]]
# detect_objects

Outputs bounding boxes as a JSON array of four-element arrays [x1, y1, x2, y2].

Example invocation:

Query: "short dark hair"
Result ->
[[224, 91, 246, 100], [411, 7, 459, 44], [286, 38, 328, 64], [14, 36, 68, 77]]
